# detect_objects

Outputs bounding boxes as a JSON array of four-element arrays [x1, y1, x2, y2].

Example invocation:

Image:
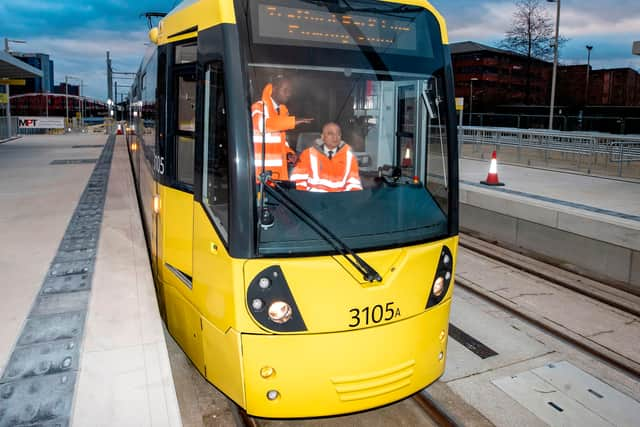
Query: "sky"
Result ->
[[1, 0, 639, 100]]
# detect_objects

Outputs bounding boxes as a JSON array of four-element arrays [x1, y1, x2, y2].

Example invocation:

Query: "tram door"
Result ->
[[160, 42, 200, 367]]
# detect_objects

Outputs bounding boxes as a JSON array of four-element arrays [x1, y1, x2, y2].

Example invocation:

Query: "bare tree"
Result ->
[[500, 0, 567, 103]]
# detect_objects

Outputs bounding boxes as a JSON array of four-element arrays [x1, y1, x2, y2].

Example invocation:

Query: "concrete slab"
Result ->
[[463, 187, 559, 228], [557, 212, 640, 252], [0, 133, 181, 427], [532, 361, 640, 427], [515, 219, 632, 283], [72, 135, 181, 426], [493, 370, 611, 427], [443, 285, 640, 427], [444, 288, 551, 382], [632, 251, 640, 288], [460, 204, 518, 246], [460, 158, 640, 219], [457, 247, 640, 362], [0, 136, 95, 376], [459, 157, 640, 289]]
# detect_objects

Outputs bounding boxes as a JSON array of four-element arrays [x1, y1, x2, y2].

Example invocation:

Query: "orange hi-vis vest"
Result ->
[[251, 83, 296, 180], [291, 144, 363, 192]]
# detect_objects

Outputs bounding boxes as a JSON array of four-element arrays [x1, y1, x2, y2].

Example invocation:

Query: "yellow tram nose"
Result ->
[[240, 301, 451, 418]]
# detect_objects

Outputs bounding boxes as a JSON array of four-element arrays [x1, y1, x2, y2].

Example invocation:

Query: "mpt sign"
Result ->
[[18, 116, 65, 129]]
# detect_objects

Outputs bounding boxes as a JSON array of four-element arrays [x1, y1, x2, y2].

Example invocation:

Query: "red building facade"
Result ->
[[450, 41, 552, 112], [451, 41, 640, 112]]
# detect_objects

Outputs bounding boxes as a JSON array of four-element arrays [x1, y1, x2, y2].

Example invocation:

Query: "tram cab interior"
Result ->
[[244, 54, 455, 256]]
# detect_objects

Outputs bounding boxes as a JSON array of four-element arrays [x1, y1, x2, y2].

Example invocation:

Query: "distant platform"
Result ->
[[460, 157, 640, 290]]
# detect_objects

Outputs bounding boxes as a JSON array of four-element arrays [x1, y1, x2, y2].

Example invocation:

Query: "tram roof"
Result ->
[[155, 0, 448, 46], [0, 50, 43, 79]]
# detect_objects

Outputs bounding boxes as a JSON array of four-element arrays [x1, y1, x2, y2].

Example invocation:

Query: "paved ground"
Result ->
[[460, 157, 640, 219], [0, 134, 180, 427]]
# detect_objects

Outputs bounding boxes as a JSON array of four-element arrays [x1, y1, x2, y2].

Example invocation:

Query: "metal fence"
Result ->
[[459, 126, 640, 178], [467, 113, 640, 135]]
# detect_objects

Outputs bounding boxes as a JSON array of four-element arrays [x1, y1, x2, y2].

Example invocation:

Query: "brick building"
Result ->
[[588, 68, 640, 106], [450, 41, 552, 113], [450, 41, 640, 114]]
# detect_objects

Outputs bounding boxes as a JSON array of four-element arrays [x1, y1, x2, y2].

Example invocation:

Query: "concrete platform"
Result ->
[[460, 157, 640, 289], [0, 134, 181, 426]]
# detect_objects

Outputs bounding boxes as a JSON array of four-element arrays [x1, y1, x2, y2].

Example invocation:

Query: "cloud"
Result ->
[[435, 1, 516, 41], [25, 29, 149, 99], [430, 0, 640, 71], [561, 8, 640, 37]]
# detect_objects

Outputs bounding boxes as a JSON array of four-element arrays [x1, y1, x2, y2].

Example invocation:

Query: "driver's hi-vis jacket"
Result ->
[[252, 83, 296, 180], [291, 143, 363, 192]]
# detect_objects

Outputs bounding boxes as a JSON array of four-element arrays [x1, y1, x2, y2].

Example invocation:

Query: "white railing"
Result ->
[[458, 126, 640, 176]]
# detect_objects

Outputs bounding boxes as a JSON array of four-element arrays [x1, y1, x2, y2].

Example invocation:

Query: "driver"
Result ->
[[290, 122, 362, 192]]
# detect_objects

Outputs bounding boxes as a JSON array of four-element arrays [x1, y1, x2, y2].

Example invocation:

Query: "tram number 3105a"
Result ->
[[349, 302, 400, 328]]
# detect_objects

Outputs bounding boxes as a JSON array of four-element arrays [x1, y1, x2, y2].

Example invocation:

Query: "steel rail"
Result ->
[[231, 390, 461, 427], [455, 275, 640, 382], [412, 391, 461, 427], [459, 233, 640, 316]]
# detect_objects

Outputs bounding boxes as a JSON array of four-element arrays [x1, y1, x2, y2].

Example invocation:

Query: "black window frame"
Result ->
[[165, 38, 198, 194], [200, 61, 231, 243]]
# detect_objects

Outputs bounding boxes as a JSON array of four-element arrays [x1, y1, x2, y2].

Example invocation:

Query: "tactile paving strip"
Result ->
[[0, 135, 115, 427], [50, 159, 98, 165]]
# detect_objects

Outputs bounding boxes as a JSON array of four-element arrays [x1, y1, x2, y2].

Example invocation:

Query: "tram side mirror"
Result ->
[[421, 77, 438, 119]]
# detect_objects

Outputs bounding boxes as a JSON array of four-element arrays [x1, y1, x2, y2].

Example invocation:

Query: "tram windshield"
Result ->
[[244, 0, 452, 255]]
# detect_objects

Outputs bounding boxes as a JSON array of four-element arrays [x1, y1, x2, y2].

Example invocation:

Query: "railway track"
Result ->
[[457, 233, 640, 381], [459, 233, 640, 317], [232, 390, 461, 427]]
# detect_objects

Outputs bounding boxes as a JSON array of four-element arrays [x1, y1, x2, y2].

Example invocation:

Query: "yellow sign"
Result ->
[[0, 93, 7, 104], [455, 97, 464, 111], [0, 79, 26, 86]]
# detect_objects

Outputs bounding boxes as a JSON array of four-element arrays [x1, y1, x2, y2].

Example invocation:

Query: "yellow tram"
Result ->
[[126, 0, 458, 418]]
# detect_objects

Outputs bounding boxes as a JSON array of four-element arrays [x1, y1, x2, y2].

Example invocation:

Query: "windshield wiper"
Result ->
[[262, 180, 382, 282]]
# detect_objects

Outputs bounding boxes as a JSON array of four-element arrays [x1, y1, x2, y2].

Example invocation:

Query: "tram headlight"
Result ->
[[268, 301, 292, 324], [426, 246, 454, 309], [433, 277, 445, 297]]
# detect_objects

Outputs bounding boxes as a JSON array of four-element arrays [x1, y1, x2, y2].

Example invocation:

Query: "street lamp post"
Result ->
[[469, 78, 478, 126], [65, 76, 69, 130], [585, 45, 593, 105], [4, 38, 27, 137], [547, 0, 561, 130], [79, 80, 84, 131]]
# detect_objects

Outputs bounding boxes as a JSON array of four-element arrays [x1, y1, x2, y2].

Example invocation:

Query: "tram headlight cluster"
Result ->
[[426, 246, 454, 308], [247, 266, 307, 332]]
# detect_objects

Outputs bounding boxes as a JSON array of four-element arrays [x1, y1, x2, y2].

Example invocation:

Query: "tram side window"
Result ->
[[202, 63, 229, 240], [177, 73, 196, 186]]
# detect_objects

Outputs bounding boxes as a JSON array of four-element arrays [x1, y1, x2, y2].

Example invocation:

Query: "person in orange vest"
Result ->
[[252, 77, 313, 181], [290, 122, 362, 192]]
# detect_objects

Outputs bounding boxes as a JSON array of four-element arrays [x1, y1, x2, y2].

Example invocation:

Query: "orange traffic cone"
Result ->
[[481, 151, 504, 186]]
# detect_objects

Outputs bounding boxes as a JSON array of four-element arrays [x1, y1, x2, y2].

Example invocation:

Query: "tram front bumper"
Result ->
[[241, 299, 451, 418]]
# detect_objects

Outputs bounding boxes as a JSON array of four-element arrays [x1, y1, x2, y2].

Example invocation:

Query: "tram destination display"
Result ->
[[252, 1, 420, 53]]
